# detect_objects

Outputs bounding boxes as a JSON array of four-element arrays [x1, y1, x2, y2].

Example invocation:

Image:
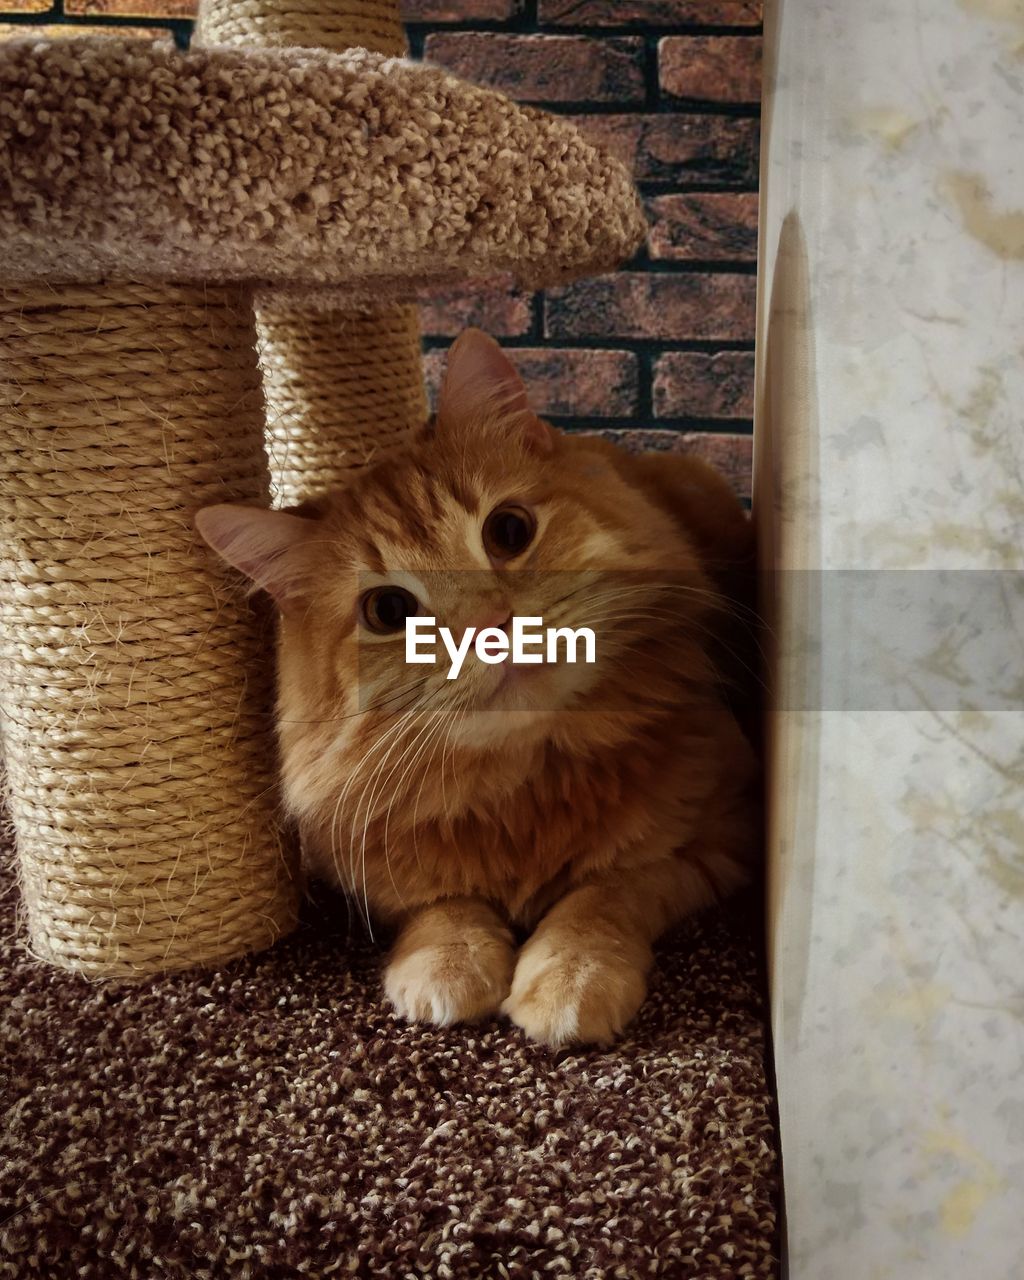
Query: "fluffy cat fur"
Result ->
[[197, 328, 759, 1047]]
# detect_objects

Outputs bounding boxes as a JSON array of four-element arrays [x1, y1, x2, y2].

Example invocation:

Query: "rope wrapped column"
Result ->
[[196, 0, 428, 508], [0, 284, 297, 976]]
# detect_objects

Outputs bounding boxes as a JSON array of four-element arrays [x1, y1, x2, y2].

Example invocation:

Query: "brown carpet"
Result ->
[[0, 835, 778, 1279]]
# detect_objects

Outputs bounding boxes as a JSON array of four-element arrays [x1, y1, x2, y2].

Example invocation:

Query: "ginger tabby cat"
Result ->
[[197, 329, 759, 1047]]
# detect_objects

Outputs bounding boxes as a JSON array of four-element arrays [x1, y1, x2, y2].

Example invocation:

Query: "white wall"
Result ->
[[754, 0, 1024, 1274]]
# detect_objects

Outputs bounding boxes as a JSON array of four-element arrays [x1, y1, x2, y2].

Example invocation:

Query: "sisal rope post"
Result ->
[[0, 284, 298, 976], [258, 306, 429, 507], [196, 0, 429, 507], [195, 0, 406, 51]]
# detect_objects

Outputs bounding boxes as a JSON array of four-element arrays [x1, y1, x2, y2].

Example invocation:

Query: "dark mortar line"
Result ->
[[531, 23, 764, 39], [1, 8, 182, 22], [551, 415, 754, 433], [639, 182, 762, 197], [642, 33, 660, 112], [416, 21, 763, 37], [447, 98, 763, 114], [529, 290, 545, 341], [636, 346, 654, 423], [654, 98, 762, 117], [405, 25, 428, 56], [628, 258, 759, 276], [422, 337, 757, 354]]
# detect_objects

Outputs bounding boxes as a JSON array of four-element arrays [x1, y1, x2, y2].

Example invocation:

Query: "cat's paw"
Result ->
[[385, 933, 515, 1027], [502, 935, 649, 1048]]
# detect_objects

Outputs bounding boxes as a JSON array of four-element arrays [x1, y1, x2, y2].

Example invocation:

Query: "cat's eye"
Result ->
[[483, 504, 536, 561], [360, 586, 419, 635]]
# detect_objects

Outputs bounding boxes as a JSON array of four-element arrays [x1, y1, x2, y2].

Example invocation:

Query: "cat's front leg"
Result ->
[[384, 897, 515, 1027], [503, 856, 735, 1048]]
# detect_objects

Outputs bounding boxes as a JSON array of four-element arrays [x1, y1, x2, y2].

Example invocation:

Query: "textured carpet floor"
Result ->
[[0, 838, 778, 1279]]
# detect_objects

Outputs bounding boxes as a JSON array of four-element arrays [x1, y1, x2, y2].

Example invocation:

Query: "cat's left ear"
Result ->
[[195, 503, 318, 611], [437, 328, 553, 455]]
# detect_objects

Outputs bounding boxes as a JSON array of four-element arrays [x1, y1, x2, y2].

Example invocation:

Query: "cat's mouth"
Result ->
[[482, 659, 540, 706], [443, 656, 537, 714], [474, 652, 587, 714]]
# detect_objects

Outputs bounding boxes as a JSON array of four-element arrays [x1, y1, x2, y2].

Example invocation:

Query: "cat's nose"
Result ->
[[469, 608, 512, 635]]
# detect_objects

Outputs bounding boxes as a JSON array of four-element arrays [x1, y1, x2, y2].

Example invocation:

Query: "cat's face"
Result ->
[[197, 329, 707, 761]]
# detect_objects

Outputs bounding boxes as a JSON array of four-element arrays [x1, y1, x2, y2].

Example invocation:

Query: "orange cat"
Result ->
[[197, 329, 759, 1047]]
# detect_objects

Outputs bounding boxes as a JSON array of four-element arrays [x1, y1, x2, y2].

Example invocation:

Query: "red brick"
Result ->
[[545, 273, 755, 343], [659, 35, 762, 103], [424, 347, 638, 417], [540, 0, 761, 26], [652, 351, 754, 419], [647, 193, 759, 261], [587, 428, 752, 500], [423, 34, 645, 105], [568, 114, 759, 187], [0, 20, 167, 32], [402, 0, 518, 20], [65, 0, 193, 13], [419, 283, 534, 339]]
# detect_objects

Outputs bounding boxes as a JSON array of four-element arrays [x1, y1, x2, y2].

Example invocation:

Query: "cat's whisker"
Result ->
[[585, 599, 761, 653], [539, 576, 607, 613], [438, 705, 464, 833], [580, 598, 731, 631], [376, 701, 453, 902], [386, 701, 456, 883], [410, 705, 457, 837], [294, 681, 446, 909], [329, 730, 390, 909], [355, 708, 434, 900], [276, 674, 430, 725], [638, 583, 770, 669], [576, 609, 680, 639], [562, 576, 764, 631], [341, 698, 431, 934], [635, 575, 761, 613], [544, 584, 695, 628], [586, 616, 767, 696], [327, 769, 357, 903], [580, 610, 724, 674], [345, 680, 454, 932]]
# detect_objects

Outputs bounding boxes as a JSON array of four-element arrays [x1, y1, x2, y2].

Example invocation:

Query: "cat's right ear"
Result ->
[[195, 504, 317, 610]]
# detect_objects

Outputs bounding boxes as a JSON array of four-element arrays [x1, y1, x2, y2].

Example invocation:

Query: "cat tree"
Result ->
[[0, 6, 644, 977]]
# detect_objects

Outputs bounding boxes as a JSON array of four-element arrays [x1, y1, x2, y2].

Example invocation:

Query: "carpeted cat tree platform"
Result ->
[[0, 2, 779, 1274], [0, 830, 777, 1278]]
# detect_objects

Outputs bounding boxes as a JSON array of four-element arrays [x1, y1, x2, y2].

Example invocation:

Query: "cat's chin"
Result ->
[[453, 704, 555, 750], [459, 662, 573, 724], [454, 666, 591, 748]]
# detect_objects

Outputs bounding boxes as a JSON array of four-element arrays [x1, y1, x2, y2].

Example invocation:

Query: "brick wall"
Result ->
[[0, 0, 762, 496]]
